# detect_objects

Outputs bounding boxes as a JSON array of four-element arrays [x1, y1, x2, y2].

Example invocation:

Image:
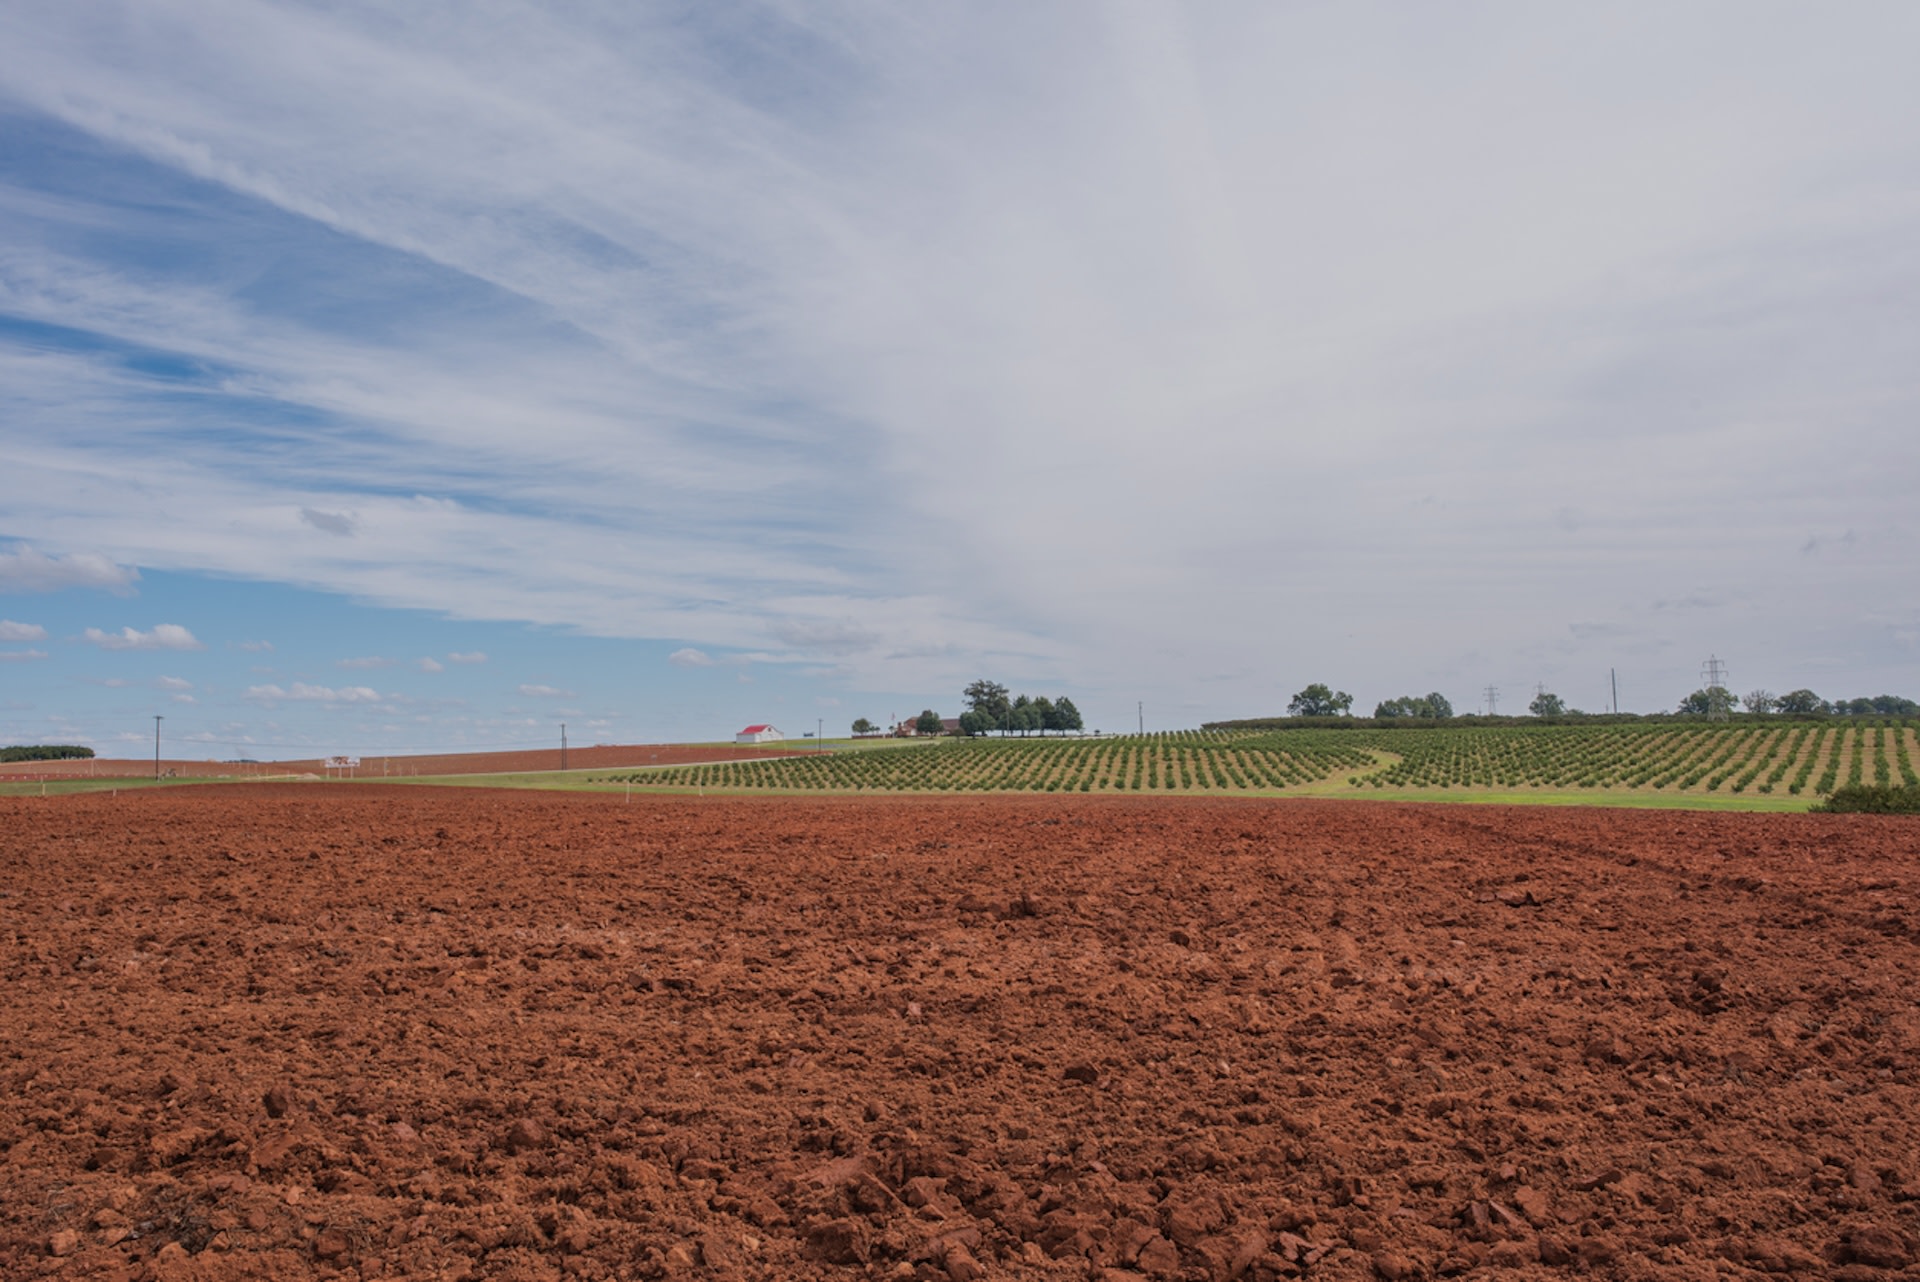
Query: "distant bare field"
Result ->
[[0, 742, 800, 781]]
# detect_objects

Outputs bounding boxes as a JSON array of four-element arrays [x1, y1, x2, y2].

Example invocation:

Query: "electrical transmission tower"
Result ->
[[1484, 684, 1499, 717], [1701, 655, 1730, 721]]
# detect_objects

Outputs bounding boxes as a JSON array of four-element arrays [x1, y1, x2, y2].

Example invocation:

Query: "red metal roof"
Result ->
[[739, 724, 775, 734]]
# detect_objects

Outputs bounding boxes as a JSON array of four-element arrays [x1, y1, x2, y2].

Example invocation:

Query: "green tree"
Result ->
[[914, 709, 944, 735], [963, 679, 1012, 732], [850, 718, 877, 736], [1028, 696, 1056, 734], [1375, 693, 1451, 719], [1010, 702, 1043, 736], [1528, 691, 1566, 717], [1866, 694, 1919, 715], [1741, 690, 1775, 715], [1776, 689, 1827, 715], [1289, 684, 1353, 717], [1679, 687, 1737, 717], [1046, 696, 1084, 734], [957, 710, 993, 737]]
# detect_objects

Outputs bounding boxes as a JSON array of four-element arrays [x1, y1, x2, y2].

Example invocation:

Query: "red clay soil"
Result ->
[[0, 744, 797, 781], [3, 790, 1917, 1282]]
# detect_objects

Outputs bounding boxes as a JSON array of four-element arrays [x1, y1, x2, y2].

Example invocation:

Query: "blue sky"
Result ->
[[3, 3, 1918, 756]]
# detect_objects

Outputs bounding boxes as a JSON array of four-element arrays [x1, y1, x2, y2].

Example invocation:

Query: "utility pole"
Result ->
[[817, 717, 823, 751], [1483, 685, 1499, 717], [560, 723, 568, 772], [153, 715, 163, 780], [1138, 701, 1144, 736], [1611, 668, 1618, 715]]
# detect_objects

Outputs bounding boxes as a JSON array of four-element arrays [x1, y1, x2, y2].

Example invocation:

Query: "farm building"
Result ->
[[892, 717, 961, 737], [735, 724, 783, 744]]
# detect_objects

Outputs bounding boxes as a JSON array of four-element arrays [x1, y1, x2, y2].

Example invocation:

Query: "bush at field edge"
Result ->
[[1811, 784, 1920, 814]]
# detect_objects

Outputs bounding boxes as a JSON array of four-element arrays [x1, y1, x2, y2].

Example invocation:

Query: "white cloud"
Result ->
[[0, 546, 138, 594], [517, 683, 572, 698], [82, 624, 204, 651], [0, 620, 48, 642], [447, 651, 488, 665], [157, 675, 193, 690], [337, 655, 394, 669], [235, 639, 274, 652], [171, 693, 195, 703], [0, 649, 48, 662], [416, 656, 444, 672], [246, 682, 382, 704], [667, 647, 714, 667]]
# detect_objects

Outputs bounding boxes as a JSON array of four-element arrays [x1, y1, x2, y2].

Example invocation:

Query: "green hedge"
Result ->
[[1811, 784, 1920, 814]]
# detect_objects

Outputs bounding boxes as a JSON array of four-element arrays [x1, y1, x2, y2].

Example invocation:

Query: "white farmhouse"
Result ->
[[735, 724, 783, 744]]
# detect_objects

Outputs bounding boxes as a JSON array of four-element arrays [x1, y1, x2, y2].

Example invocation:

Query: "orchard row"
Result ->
[[609, 734, 1371, 794], [601, 722, 1920, 798]]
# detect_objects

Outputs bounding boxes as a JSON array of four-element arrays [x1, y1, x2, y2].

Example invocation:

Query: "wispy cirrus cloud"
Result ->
[[517, 683, 572, 699], [0, 545, 138, 594], [82, 624, 203, 651], [1, 3, 1917, 721], [0, 649, 48, 663], [0, 620, 48, 642]]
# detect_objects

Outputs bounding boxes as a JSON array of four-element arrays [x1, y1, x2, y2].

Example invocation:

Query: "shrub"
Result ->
[[1811, 784, 1920, 814]]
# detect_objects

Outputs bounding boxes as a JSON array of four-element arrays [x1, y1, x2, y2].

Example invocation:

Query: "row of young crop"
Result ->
[[605, 734, 1373, 794], [1343, 722, 1920, 794], [600, 723, 1920, 796]]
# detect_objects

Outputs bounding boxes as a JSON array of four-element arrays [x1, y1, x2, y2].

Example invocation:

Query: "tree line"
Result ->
[[959, 680, 1084, 736], [1205, 682, 1917, 731], [1, 744, 96, 762], [853, 682, 1087, 738], [1683, 688, 1920, 717]]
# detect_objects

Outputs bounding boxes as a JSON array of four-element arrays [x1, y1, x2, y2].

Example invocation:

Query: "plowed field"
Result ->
[[0, 744, 796, 781], [3, 789, 1917, 1282]]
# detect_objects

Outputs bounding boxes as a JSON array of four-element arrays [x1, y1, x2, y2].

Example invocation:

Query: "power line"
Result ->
[[1483, 684, 1499, 717]]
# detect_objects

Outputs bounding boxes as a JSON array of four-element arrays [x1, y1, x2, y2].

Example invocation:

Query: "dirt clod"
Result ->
[[504, 1117, 549, 1153], [1842, 1223, 1912, 1269]]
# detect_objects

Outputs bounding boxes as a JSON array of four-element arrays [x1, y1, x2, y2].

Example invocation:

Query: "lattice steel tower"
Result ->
[[1701, 655, 1730, 721]]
